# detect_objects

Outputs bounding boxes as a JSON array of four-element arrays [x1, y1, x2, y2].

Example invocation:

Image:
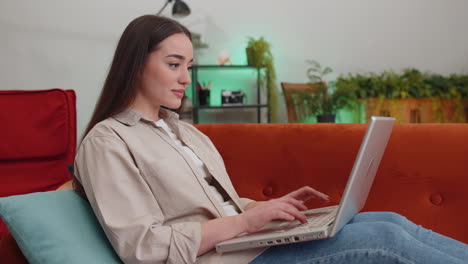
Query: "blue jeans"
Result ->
[[250, 212, 468, 264]]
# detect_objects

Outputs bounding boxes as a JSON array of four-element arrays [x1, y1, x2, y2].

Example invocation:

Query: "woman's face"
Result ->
[[135, 33, 193, 116]]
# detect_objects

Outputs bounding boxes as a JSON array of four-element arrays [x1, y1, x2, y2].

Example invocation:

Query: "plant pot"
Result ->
[[364, 98, 466, 123], [198, 90, 210, 106], [463, 98, 468, 122], [365, 98, 432, 123], [245, 47, 262, 67], [317, 114, 335, 123]]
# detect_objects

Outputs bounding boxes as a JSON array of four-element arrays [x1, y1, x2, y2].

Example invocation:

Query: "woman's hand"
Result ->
[[240, 186, 330, 233], [199, 187, 330, 255], [244, 186, 330, 211], [239, 199, 307, 233], [276, 186, 330, 204]]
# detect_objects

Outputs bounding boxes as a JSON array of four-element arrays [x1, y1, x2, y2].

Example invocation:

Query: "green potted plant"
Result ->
[[335, 69, 467, 123], [301, 60, 355, 122], [245, 37, 280, 122]]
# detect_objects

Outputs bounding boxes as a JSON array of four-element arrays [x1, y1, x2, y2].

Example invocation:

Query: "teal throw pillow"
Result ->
[[0, 190, 123, 264]]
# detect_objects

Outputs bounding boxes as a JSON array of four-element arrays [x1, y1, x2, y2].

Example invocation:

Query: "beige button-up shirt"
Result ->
[[74, 109, 265, 264]]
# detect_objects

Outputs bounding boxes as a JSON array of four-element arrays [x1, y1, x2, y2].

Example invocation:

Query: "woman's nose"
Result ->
[[179, 68, 191, 85]]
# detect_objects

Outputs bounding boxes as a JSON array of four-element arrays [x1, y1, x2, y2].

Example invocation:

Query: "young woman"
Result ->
[[74, 15, 468, 264]]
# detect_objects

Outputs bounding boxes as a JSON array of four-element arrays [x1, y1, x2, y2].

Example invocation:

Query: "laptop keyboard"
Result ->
[[263, 206, 338, 233], [297, 209, 336, 230]]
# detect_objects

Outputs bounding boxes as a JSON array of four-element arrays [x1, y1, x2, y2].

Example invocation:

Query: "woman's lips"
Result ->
[[172, 90, 185, 98]]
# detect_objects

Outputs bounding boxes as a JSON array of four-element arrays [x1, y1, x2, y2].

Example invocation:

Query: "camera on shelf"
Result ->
[[221, 90, 244, 106]]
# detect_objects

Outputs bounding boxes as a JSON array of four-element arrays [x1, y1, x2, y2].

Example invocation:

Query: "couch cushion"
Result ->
[[0, 89, 76, 198], [0, 89, 72, 160], [0, 190, 123, 264]]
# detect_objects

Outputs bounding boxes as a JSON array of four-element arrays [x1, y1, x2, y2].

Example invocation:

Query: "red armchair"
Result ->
[[0, 89, 76, 263]]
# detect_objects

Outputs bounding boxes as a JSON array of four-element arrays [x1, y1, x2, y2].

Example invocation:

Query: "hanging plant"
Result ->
[[245, 37, 280, 122]]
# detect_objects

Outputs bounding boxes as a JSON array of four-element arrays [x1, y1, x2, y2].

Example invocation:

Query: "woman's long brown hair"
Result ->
[[73, 15, 191, 199]]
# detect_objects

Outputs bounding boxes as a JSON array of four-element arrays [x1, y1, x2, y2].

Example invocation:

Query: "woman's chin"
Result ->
[[163, 101, 182, 110]]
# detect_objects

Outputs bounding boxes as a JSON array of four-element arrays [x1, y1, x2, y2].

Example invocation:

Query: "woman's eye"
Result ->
[[169, 63, 179, 68], [187, 66, 193, 71]]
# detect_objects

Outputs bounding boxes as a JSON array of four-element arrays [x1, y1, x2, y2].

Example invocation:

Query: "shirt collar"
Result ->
[[113, 108, 180, 128]]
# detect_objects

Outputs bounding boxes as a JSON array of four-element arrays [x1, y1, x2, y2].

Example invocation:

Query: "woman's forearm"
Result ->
[[198, 215, 247, 256], [197, 202, 261, 256], [243, 201, 263, 211]]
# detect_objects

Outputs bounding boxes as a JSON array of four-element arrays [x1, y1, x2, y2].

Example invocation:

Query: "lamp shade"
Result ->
[[172, 0, 190, 17]]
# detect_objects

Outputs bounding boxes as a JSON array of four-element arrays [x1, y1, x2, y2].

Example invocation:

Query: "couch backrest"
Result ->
[[196, 123, 468, 244], [0, 89, 76, 238], [0, 89, 77, 263]]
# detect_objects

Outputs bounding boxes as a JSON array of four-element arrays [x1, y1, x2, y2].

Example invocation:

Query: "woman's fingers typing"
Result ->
[[276, 196, 308, 211], [240, 186, 330, 234], [288, 186, 330, 202], [240, 200, 306, 233]]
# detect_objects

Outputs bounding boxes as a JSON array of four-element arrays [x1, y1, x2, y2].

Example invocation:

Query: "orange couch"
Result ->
[[2, 121, 467, 262], [196, 123, 468, 244]]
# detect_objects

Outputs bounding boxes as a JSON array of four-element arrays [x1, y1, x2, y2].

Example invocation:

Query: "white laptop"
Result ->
[[216, 116, 396, 253]]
